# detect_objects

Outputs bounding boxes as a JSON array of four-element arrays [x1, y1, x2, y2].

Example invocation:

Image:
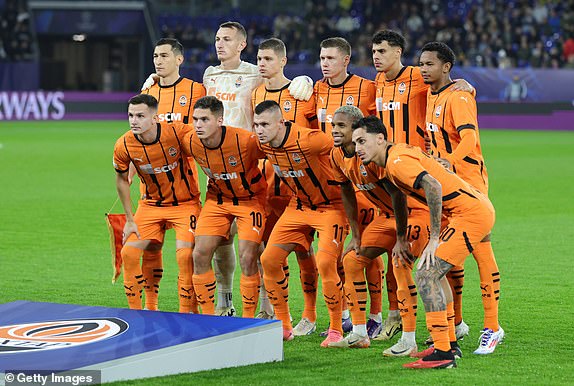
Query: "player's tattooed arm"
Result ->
[[417, 174, 443, 270], [416, 258, 453, 312], [419, 174, 442, 242]]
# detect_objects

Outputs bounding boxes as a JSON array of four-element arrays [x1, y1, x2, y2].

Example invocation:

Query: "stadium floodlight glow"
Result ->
[[73, 34, 86, 42]]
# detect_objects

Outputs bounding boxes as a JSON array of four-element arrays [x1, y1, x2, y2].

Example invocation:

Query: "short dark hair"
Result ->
[[258, 38, 286, 58], [155, 38, 184, 57], [254, 100, 282, 115], [372, 30, 406, 54], [352, 115, 388, 140], [219, 21, 247, 40], [320, 37, 351, 56], [128, 94, 158, 111], [194, 96, 224, 117], [421, 42, 456, 70]]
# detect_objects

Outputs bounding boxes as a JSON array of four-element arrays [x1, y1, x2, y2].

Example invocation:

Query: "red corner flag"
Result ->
[[105, 213, 126, 284]]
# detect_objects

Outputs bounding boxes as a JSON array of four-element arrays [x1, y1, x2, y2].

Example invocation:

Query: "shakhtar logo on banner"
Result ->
[[0, 318, 128, 354]]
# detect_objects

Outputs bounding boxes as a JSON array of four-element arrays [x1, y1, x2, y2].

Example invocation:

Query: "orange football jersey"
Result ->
[[186, 126, 267, 204], [144, 77, 206, 124], [113, 122, 200, 206], [314, 74, 377, 136], [258, 122, 342, 210]]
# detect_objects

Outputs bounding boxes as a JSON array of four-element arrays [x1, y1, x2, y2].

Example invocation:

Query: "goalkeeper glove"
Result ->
[[289, 75, 314, 101], [141, 73, 159, 91]]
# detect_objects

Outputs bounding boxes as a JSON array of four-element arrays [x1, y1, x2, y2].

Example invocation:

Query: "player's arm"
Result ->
[[439, 94, 478, 168], [417, 173, 443, 270], [451, 79, 476, 96], [440, 128, 477, 168], [115, 171, 140, 243], [341, 181, 361, 255], [382, 179, 411, 268]]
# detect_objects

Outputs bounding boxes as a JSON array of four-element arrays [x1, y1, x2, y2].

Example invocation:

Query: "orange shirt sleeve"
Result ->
[[444, 92, 478, 165], [329, 149, 350, 183], [113, 136, 130, 173], [307, 129, 334, 155], [364, 81, 377, 116], [386, 150, 428, 191]]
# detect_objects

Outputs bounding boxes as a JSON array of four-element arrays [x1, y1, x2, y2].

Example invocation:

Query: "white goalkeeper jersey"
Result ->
[[203, 61, 262, 131]]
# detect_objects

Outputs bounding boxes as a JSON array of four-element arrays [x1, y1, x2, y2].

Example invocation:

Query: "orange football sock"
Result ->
[[385, 256, 399, 312], [366, 255, 383, 315], [240, 273, 260, 318], [193, 270, 216, 315], [473, 241, 500, 331], [447, 301, 456, 342], [261, 245, 292, 330], [316, 250, 343, 333], [342, 251, 370, 326], [447, 265, 465, 325], [142, 249, 163, 311], [297, 251, 318, 322], [337, 257, 348, 312], [176, 247, 194, 313], [393, 263, 417, 332], [426, 310, 450, 352], [121, 245, 145, 310]]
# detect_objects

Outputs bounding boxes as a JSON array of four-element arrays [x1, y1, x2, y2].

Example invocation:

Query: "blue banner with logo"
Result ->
[[0, 301, 278, 371]]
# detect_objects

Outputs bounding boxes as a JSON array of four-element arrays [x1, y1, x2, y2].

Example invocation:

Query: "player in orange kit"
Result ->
[[254, 100, 348, 346], [113, 94, 201, 313], [352, 116, 496, 369], [420, 41, 503, 354]]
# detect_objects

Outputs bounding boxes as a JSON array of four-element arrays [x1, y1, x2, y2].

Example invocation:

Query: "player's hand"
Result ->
[[141, 73, 159, 91], [434, 156, 451, 169], [418, 238, 439, 270], [122, 221, 140, 244], [343, 235, 361, 257], [289, 75, 314, 101], [392, 237, 413, 268], [452, 79, 475, 93]]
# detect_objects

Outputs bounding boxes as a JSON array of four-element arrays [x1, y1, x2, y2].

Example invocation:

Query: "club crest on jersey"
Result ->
[[398, 82, 406, 95], [291, 152, 302, 163], [359, 164, 368, 177], [228, 156, 238, 167], [0, 318, 128, 353], [346, 95, 355, 105], [235, 76, 243, 88], [283, 100, 292, 112], [179, 95, 187, 106], [435, 105, 442, 118], [168, 147, 178, 157]]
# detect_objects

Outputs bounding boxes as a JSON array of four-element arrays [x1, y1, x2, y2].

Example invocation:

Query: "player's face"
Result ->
[[331, 112, 355, 148], [320, 47, 349, 80], [253, 110, 282, 145], [352, 127, 380, 165], [257, 49, 285, 79], [153, 44, 182, 78], [215, 27, 246, 62], [128, 104, 157, 135], [372, 41, 400, 72], [419, 51, 449, 84], [192, 108, 223, 139]]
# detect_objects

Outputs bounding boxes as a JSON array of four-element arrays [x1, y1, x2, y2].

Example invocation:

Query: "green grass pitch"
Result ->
[[0, 121, 573, 385]]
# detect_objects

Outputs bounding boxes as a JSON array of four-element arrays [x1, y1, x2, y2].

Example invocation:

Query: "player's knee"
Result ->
[[315, 255, 338, 279], [415, 266, 440, 285]]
